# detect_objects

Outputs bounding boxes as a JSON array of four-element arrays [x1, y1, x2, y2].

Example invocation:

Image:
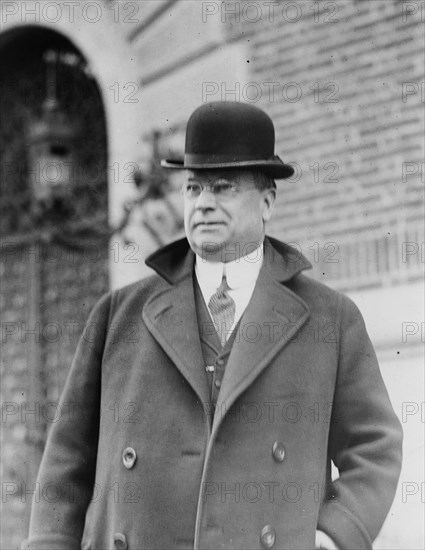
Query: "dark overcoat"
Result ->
[[23, 237, 402, 550]]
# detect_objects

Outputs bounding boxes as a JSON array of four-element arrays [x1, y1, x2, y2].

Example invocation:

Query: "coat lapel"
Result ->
[[212, 244, 311, 435], [142, 249, 210, 408]]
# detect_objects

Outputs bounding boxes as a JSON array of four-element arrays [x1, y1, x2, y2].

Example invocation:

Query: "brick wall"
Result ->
[[235, 0, 424, 291]]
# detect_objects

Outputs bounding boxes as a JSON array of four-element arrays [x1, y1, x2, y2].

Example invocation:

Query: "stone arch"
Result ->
[[0, 3, 141, 223]]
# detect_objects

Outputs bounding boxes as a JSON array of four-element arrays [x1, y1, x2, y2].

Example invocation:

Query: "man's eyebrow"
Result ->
[[186, 175, 231, 183]]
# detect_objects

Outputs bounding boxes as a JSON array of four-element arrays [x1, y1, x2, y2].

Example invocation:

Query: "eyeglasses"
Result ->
[[181, 180, 241, 199]]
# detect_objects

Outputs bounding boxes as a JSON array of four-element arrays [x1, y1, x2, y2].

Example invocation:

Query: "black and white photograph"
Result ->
[[0, 1, 423, 549]]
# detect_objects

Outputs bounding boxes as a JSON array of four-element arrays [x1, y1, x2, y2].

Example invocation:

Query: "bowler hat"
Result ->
[[161, 102, 294, 179]]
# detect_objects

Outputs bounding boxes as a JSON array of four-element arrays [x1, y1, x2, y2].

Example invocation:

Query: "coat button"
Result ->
[[216, 358, 225, 367], [260, 525, 276, 549], [122, 447, 137, 469], [214, 379, 221, 388], [272, 441, 285, 462], [113, 532, 127, 550]]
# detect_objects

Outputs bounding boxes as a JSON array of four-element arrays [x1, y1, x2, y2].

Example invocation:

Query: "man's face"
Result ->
[[183, 169, 276, 262]]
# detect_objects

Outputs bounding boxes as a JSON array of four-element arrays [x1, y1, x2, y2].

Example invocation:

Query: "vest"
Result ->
[[193, 276, 240, 417]]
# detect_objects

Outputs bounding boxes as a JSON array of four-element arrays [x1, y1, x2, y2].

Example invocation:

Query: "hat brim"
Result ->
[[161, 158, 294, 179]]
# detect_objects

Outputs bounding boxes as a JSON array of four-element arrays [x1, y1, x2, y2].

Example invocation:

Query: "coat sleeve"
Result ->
[[21, 292, 112, 550], [317, 295, 403, 550]]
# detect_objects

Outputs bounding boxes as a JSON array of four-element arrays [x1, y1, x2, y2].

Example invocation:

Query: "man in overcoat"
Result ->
[[23, 102, 402, 550]]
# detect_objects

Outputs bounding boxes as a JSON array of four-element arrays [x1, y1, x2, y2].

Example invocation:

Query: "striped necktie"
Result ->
[[208, 275, 236, 346]]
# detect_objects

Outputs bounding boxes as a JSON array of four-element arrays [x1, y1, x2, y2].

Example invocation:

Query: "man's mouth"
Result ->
[[194, 221, 225, 228]]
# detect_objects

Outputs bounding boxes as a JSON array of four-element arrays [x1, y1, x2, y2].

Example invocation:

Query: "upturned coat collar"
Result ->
[[145, 235, 312, 284]]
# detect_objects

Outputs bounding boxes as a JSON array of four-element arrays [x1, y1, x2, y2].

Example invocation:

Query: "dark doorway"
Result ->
[[0, 26, 109, 549]]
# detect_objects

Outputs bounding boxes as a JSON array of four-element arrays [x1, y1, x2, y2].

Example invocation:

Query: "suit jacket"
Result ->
[[23, 236, 402, 550]]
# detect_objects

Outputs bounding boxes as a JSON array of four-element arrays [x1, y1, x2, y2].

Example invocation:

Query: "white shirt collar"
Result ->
[[195, 243, 264, 290]]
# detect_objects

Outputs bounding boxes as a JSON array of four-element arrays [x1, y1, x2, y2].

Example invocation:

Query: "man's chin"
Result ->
[[190, 238, 224, 261]]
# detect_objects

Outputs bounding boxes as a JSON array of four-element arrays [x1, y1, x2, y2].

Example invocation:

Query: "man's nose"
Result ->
[[194, 188, 217, 210]]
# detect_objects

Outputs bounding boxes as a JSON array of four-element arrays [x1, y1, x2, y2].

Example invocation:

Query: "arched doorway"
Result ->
[[0, 26, 109, 548]]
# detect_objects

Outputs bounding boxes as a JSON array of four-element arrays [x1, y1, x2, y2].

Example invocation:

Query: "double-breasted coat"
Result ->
[[23, 237, 402, 550]]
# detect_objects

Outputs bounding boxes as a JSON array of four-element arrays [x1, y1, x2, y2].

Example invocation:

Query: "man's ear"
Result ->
[[262, 188, 276, 222]]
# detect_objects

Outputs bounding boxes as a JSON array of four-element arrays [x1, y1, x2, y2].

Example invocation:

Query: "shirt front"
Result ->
[[195, 244, 264, 337]]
